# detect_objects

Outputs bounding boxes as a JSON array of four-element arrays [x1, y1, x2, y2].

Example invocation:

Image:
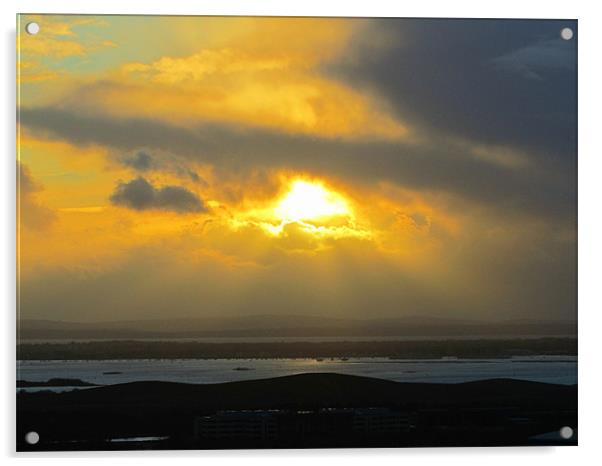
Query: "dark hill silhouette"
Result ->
[[18, 373, 577, 450], [19, 373, 576, 409]]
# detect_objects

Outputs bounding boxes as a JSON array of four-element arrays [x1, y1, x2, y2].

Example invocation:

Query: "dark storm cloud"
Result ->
[[327, 19, 577, 159], [110, 176, 206, 213], [122, 150, 154, 171], [20, 106, 575, 224], [119, 149, 207, 186]]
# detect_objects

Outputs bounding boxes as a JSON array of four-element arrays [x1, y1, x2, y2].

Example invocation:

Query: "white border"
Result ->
[[3, 1, 602, 465], [3, 0, 587, 18]]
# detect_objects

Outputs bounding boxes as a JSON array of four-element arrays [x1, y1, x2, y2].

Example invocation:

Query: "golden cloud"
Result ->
[[18, 15, 115, 82], [46, 18, 407, 140], [17, 61, 59, 83]]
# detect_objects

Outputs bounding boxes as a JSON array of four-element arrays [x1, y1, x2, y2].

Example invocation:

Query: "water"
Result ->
[[17, 355, 577, 391]]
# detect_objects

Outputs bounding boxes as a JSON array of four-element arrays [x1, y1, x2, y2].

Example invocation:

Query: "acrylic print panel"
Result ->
[[16, 15, 577, 451]]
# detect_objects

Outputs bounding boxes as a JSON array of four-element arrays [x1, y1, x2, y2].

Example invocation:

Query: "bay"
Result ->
[[17, 355, 577, 391]]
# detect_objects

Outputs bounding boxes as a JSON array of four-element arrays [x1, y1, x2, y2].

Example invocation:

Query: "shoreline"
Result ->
[[17, 355, 578, 362], [17, 337, 577, 361]]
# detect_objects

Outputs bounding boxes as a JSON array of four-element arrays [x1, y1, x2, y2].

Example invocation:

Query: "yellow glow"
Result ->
[[275, 180, 349, 223]]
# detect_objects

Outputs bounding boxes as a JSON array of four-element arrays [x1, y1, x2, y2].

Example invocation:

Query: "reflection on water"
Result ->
[[17, 355, 577, 390]]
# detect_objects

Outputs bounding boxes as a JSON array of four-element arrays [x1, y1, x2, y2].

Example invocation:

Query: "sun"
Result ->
[[275, 180, 350, 223], [232, 177, 368, 239]]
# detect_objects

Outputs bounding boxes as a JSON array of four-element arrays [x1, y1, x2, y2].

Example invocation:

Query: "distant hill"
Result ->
[[17, 314, 577, 341]]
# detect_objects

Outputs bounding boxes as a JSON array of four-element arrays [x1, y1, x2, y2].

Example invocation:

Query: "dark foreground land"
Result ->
[[17, 373, 577, 451], [17, 337, 577, 360], [17, 378, 99, 388]]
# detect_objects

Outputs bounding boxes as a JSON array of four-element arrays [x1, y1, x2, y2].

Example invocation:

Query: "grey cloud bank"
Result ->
[[110, 176, 206, 213]]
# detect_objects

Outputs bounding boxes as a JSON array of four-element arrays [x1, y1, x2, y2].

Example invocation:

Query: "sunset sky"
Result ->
[[17, 15, 577, 323]]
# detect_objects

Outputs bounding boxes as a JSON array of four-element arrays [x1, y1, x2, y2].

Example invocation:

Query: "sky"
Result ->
[[17, 15, 577, 323]]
